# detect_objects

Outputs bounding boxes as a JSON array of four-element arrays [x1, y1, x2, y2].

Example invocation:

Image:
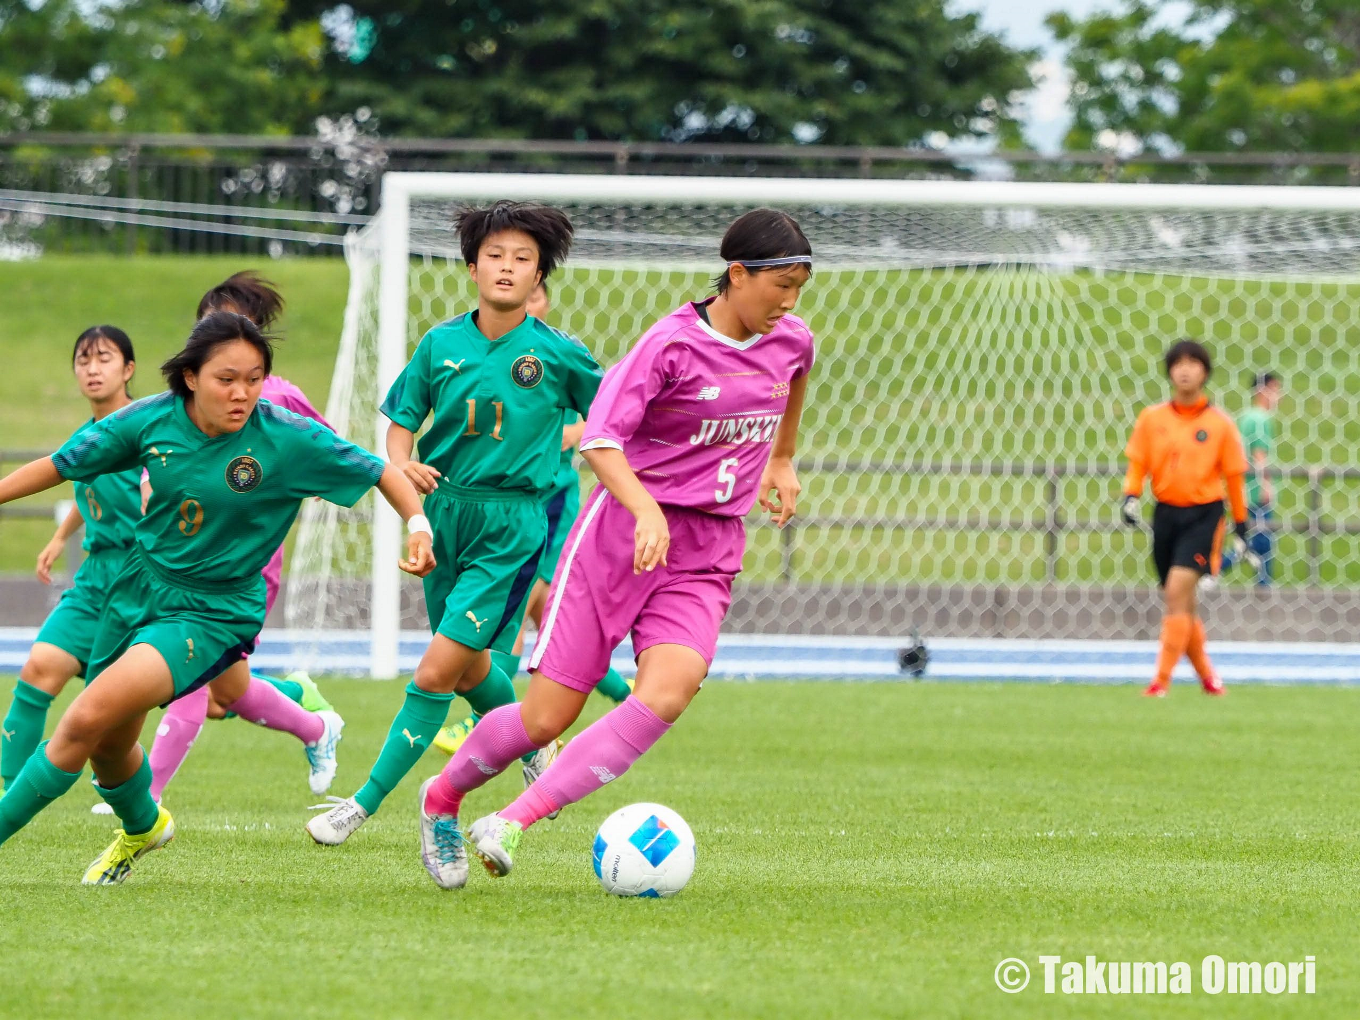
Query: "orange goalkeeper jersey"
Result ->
[[1124, 398, 1249, 522]]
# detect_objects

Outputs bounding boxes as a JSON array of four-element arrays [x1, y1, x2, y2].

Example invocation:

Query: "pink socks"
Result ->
[[148, 678, 325, 802], [501, 696, 670, 830], [227, 677, 325, 744], [423, 704, 539, 817], [148, 687, 209, 802]]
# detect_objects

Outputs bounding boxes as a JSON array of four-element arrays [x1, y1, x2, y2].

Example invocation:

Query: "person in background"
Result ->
[[1221, 372, 1281, 586]]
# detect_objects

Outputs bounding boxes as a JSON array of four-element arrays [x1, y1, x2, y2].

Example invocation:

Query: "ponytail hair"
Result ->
[[196, 270, 285, 329]]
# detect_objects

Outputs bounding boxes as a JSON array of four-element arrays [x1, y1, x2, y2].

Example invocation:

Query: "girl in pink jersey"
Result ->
[[140, 274, 344, 804], [417, 210, 814, 887]]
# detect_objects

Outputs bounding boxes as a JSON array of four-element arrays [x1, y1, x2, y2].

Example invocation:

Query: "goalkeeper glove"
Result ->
[[1120, 495, 1141, 528], [1233, 521, 1263, 573]]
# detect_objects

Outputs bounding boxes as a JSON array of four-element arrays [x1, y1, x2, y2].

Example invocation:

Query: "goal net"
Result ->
[[286, 174, 1360, 678]]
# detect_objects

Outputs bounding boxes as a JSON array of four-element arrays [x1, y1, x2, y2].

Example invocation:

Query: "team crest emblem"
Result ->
[[511, 355, 544, 389], [1195, 430, 1208, 442], [225, 455, 263, 492]]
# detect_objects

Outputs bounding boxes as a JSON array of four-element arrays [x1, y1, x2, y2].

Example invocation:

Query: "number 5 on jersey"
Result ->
[[715, 458, 739, 504]]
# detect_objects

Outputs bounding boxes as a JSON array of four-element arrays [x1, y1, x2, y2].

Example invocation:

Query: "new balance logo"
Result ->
[[402, 728, 422, 748], [471, 755, 498, 776], [466, 610, 488, 633], [443, 359, 467, 373], [590, 765, 617, 784], [696, 386, 721, 400]]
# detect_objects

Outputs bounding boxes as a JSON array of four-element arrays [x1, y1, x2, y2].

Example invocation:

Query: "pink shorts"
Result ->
[[529, 488, 745, 692]]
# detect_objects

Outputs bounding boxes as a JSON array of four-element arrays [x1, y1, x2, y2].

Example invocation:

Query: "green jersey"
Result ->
[[551, 410, 581, 493], [381, 311, 602, 496], [64, 417, 142, 555], [1238, 405, 1275, 506], [53, 393, 384, 588]]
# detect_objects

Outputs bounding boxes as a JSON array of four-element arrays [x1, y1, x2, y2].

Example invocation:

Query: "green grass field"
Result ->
[[4, 255, 1360, 584], [3, 678, 1358, 1019]]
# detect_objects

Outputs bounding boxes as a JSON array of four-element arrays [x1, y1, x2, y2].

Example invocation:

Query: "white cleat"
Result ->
[[305, 710, 344, 795], [305, 795, 368, 845], [1197, 573, 1220, 594], [522, 739, 562, 820], [468, 813, 523, 878], [417, 777, 468, 890]]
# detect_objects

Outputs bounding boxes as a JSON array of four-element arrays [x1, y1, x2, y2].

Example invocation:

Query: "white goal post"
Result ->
[[289, 172, 1360, 679]]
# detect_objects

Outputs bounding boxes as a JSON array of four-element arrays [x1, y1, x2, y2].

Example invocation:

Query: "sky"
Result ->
[[951, 0, 1191, 152]]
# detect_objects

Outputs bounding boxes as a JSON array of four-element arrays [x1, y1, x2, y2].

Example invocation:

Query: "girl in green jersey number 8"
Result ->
[[0, 312, 435, 885]]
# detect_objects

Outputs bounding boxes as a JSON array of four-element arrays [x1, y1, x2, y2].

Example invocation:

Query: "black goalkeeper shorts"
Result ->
[[1151, 501, 1225, 587]]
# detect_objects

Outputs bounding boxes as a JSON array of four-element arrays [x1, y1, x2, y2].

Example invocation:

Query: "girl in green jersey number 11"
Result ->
[[0, 312, 435, 885]]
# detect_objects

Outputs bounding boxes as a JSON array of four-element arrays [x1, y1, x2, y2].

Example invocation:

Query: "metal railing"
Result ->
[[778, 460, 1351, 585], [5, 447, 1351, 585], [4, 132, 1360, 256]]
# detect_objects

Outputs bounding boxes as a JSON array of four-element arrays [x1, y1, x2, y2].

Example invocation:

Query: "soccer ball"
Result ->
[[592, 803, 696, 898]]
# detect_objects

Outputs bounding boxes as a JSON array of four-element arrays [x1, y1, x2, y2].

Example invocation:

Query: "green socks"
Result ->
[[94, 747, 159, 836], [1, 680, 55, 788], [490, 650, 521, 683], [463, 662, 518, 717], [354, 682, 455, 815], [0, 740, 81, 845], [596, 668, 632, 704]]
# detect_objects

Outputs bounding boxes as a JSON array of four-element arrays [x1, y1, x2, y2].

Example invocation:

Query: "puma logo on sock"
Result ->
[[402, 728, 422, 748], [1, 727, 13, 742]]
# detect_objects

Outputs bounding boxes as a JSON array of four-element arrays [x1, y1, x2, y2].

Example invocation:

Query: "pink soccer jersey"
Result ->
[[580, 300, 814, 516], [261, 375, 332, 432]]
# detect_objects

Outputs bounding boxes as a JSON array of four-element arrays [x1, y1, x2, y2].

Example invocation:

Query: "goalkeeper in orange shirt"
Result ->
[[1121, 340, 1255, 697]]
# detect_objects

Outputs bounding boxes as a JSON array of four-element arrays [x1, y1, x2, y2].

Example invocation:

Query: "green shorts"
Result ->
[[535, 479, 581, 586], [422, 486, 547, 653], [33, 547, 133, 679], [86, 548, 265, 703]]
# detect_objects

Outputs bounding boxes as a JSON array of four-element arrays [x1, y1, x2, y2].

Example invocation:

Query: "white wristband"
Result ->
[[406, 514, 432, 538]]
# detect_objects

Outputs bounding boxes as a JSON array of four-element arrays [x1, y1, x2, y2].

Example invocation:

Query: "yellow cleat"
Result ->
[[433, 715, 479, 757], [81, 805, 176, 886]]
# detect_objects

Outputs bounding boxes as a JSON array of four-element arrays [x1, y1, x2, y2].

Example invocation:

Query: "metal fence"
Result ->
[[4, 132, 1360, 257], [4, 449, 1351, 586]]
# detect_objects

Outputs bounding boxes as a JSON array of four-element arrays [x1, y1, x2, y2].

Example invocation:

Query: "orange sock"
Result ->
[[1185, 617, 1214, 681], [1154, 613, 1193, 687]]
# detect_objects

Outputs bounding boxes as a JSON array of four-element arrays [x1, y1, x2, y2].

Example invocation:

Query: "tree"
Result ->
[[0, 0, 327, 135], [287, 0, 1034, 145], [1049, 0, 1360, 153]]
